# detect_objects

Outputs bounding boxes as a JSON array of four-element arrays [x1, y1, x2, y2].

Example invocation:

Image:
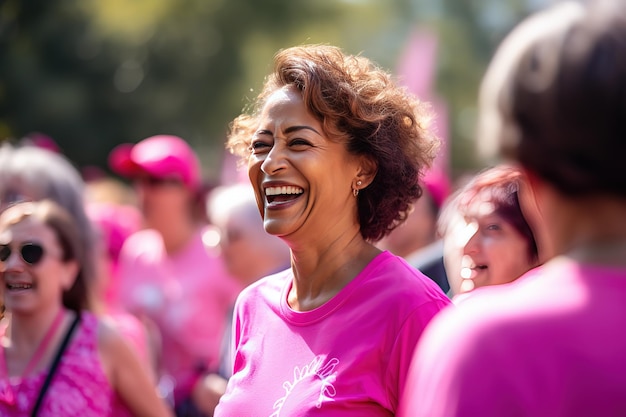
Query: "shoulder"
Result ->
[[365, 251, 450, 306], [117, 229, 165, 264], [122, 229, 162, 247], [96, 313, 144, 376], [97, 314, 130, 352]]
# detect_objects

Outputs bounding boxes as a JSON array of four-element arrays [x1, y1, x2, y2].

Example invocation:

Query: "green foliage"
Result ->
[[0, 0, 541, 182]]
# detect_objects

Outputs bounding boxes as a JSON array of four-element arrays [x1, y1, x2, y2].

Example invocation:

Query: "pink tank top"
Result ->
[[0, 312, 132, 417]]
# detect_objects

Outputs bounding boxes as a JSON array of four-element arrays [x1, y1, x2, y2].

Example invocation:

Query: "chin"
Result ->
[[262, 219, 290, 238]]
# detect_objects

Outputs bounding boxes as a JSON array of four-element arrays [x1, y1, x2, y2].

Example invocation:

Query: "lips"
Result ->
[[6, 282, 34, 291], [460, 255, 487, 279]]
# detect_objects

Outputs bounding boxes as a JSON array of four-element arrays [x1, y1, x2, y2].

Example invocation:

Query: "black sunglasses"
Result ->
[[0, 242, 45, 265]]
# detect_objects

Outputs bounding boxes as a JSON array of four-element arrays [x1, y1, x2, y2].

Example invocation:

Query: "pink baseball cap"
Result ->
[[108, 135, 201, 189], [422, 168, 451, 210]]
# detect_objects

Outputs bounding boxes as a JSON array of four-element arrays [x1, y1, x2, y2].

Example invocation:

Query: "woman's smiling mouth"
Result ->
[[265, 186, 304, 206]]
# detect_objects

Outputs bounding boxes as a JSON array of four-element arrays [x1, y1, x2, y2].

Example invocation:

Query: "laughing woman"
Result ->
[[214, 44, 451, 416], [0, 200, 173, 417]]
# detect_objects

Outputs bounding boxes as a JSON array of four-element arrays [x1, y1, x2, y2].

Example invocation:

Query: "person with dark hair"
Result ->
[[438, 165, 539, 296], [0, 142, 158, 390], [399, 1, 626, 415], [0, 200, 172, 417], [214, 44, 451, 416]]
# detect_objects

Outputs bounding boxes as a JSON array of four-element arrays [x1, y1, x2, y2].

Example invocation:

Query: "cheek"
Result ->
[[221, 244, 237, 262], [59, 265, 78, 290], [248, 156, 263, 179], [488, 237, 533, 280], [151, 189, 190, 210]]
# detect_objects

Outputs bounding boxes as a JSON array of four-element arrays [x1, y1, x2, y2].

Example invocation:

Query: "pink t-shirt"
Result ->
[[215, 251, 451, 416], [117, 227, 241, 401], [0, 312, 131, 417], [399, 257, 626, 417]]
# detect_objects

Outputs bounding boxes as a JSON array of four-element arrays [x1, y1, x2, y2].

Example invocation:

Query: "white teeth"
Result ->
[[265, 186, 304, 196], [7, 283, 33, 290]]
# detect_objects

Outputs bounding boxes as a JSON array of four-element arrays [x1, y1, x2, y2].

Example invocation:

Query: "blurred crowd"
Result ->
[[1, 0, 625, 416], [0, 113, 530, 416], [0, 134, 293, 416]]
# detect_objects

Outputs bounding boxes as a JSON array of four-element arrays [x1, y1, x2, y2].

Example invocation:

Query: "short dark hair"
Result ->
[[227, 44, 439, 241], [480, 0, 626, 197]]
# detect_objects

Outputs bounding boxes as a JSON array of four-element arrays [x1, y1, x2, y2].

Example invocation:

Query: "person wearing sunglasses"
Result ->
[[0, 199, 173, 417]]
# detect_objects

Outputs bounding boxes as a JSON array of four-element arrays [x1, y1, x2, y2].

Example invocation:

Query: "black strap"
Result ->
[[30, 313, 81, 417]]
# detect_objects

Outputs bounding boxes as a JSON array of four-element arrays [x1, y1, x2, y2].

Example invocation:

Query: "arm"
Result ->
[[190, 372, 228, 415], [98, 320, 174, 417]]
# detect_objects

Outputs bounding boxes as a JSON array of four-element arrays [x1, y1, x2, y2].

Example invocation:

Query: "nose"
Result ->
[[461, 222, 481, 255], [260, 143, 288, 175]]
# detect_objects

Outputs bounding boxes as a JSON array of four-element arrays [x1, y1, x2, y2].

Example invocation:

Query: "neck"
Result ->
[[566, 239, 626, 266], [155, 218, 198, 255], [548, 194, 626, 266], [7, 306, 66, 348], [288, 230, 380, 311]]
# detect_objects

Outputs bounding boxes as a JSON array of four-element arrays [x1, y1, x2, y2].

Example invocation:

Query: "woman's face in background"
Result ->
[[0, 214, 76, 314], [460, 201, 535, 291]]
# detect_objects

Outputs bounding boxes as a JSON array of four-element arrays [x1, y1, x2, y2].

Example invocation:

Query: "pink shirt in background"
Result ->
[[117, 227, 242, 402], [399, 257, 626, 417], [215, 251, 451, 416], [0, 312, 131, 417]]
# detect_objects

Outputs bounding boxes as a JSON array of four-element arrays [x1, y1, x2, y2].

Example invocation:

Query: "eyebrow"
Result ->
[[255, 125, 322, 137], [284, 125, 322, 136]]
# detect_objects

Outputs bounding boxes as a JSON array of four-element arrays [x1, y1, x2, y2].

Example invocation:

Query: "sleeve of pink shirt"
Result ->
[[387, 300, 455, 409]]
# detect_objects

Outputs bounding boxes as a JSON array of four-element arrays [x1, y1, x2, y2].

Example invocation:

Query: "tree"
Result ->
[[0, 0, 543, 182]]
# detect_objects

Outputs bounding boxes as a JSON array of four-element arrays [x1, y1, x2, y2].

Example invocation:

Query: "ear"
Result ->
[[519, 167, 556, 263], [520, 168, 549, 223], [355, 155, 378, 188], [60, 259, 80, 291]]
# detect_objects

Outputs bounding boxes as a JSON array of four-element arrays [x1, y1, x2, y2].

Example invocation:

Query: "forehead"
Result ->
[[0, 215, 54, 244], [259, 86, 314, 124], [462, 197, 496, 219]]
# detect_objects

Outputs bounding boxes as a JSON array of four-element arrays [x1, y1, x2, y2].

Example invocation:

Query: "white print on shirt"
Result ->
[[270, 355, 339, 417]]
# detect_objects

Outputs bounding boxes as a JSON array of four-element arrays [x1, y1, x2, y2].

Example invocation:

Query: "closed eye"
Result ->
[[289, 138, 312, 147], [250, 140, 272, 153]]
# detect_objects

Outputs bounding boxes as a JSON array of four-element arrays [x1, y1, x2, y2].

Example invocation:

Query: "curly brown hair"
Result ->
[[227, 44, 439, 241]]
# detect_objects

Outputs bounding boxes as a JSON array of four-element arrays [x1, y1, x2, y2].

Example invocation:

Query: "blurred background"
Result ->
[[0, 0, 549, 184]]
